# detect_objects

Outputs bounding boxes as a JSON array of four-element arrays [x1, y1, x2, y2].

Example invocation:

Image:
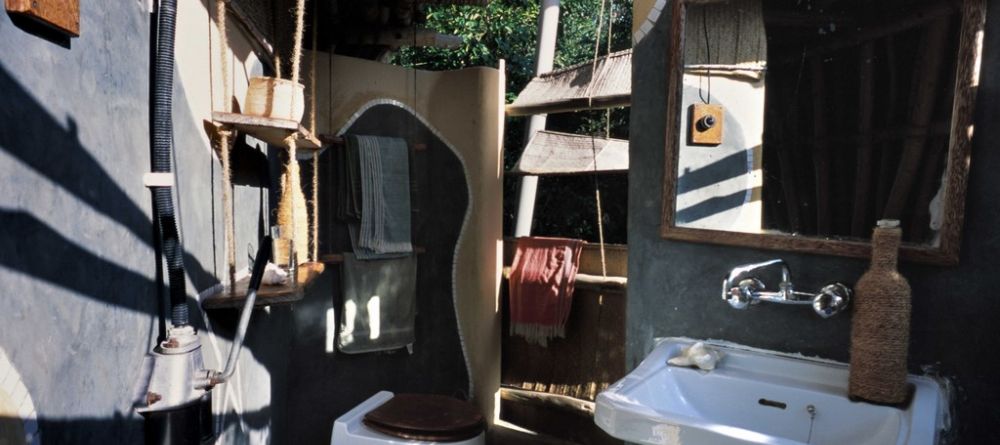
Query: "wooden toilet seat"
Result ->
[[362, 393, 485, 442]]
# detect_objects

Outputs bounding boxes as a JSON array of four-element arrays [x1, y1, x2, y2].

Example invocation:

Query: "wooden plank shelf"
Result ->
[[201, 262, 325, 310], [500, 387, 596, 415], [509, 130, 628, 176], [212, 111, 323, 152], [318, 134, 428, 151], [320, 247, 426, 264]]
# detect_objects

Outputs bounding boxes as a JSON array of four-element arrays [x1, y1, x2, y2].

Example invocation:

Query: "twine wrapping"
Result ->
[[309, 3, 319, 261], [848, 223, 912, 404], [586, 0, 610, 278], [276, 0, 310, 265], [217, 0, 237, 292], [277, 137, 310, 266], [311, 152, 319, 260]]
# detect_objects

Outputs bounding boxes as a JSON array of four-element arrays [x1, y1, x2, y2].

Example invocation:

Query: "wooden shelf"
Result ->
[[212, 112, 323, 154], [201, 262, 325, 310]]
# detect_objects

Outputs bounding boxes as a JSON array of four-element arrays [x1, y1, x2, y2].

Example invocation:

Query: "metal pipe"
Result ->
[[513, 0, 561, 237], [150, 0, 190, 327], [212, 237, 272, 385]]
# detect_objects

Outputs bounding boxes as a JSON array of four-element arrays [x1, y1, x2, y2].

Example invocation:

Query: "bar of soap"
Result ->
[[667, 342, 724, 371], [262, 262, 290, 285]]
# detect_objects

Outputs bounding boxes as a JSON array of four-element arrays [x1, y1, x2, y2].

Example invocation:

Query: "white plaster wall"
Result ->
[[676, 73, 765, 233], [316, 55, 505, 423]]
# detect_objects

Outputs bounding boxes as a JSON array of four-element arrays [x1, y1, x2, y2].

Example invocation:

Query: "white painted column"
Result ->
[[513, 0, 560, 237]]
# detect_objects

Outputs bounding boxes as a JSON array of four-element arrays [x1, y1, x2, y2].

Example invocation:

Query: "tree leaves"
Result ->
[[394, 0, 634, 242]]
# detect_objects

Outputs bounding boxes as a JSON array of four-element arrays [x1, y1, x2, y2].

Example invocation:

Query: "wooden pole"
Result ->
[[851, 42, 876, 237], [811, 57, 831, 235], [883, 18, 950, 219], [875, 36, 899, 219]]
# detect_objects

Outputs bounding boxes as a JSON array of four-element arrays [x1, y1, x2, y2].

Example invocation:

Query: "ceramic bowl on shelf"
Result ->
[[244, 76, 305, 122]]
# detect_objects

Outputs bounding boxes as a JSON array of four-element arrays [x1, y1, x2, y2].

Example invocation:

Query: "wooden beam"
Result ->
[[345, 26, 464, 49], [227, 1, 275, 65], [883, 18, 951, 219], [875, 36, 901, 219], [500, 387, 595, 416], [811, 58, 831, 235], [770, 97, 802, 232], [802, 2, 956, 58], [574, 273, 627, 291], [505, 94, 632, 117], [851, 42, 876, 237], [763, 11, 857, 29]]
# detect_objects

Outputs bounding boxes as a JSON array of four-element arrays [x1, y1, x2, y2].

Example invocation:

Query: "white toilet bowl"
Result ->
[[331, 391, 486, 445]]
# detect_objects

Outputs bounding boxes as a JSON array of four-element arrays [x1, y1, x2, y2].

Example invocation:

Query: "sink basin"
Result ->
[[595, 338, 949, 445]]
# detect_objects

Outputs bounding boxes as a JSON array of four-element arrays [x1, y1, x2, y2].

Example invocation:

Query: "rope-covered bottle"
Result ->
[[848, 219, 912, 405]]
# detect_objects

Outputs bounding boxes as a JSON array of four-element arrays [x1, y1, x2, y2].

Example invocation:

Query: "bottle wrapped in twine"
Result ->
[[848, 219, 912, 405], [275, 167, 309, 267]]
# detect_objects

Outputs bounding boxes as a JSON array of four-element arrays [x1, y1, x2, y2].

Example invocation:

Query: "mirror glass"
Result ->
[[673, 0, 967, 245]]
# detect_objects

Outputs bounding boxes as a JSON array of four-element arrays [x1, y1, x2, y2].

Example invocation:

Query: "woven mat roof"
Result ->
[[511, 130, 628, 175], [507, 49, 632, 116]]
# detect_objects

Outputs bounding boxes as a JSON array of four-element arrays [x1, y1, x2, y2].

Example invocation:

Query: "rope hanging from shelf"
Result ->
[[586, 0, 611, 279], [216, 0, 237, 292], [276, 0, 310, 265], [309, 0, 320, 262]]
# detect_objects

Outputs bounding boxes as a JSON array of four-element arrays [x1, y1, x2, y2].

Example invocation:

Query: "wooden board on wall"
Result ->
[[5, 0, 79, 36], [501, 286, 627, 401]]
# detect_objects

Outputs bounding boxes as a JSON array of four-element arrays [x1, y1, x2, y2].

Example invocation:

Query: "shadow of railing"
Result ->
[[0, 62, 217, 314]]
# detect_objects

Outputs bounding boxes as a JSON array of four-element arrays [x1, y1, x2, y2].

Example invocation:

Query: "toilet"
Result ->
[[332, 391, 486, 444]]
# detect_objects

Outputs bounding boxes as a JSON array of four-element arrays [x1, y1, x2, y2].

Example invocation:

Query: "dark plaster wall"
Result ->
[[1, 3, 472, 445], [281, 104, 471, 444], [0, 2, 162, 443], [627, 2, 1000, 443], [0, 2, 286, 443]]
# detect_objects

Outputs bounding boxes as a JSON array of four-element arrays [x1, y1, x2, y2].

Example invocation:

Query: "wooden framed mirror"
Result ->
[[660, 0, 986, 265]]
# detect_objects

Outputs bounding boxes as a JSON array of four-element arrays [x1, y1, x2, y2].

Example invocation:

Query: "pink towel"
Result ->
[[508, 237, 585, 346]]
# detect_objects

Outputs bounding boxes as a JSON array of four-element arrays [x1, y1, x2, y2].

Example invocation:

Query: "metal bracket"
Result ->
[[143, 172, 174, 188]]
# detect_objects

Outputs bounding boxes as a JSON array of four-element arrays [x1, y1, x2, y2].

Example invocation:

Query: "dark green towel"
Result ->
[[337, 253, 418, 353], [348, 135, 413, 259], [335, 135, 363, 221]]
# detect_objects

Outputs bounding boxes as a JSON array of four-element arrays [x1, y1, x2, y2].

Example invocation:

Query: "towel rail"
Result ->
[[501, 267, 627, 291]]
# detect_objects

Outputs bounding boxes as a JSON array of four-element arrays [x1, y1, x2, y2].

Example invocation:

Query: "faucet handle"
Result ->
[[811, 283, 852, 318], [724, 277, 764, 310]]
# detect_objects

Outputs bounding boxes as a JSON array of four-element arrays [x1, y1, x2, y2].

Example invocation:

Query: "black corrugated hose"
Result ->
[[151, 0, 188, 327]]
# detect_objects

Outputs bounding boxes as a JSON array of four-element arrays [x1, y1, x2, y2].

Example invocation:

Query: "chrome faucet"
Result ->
[[722, 259, 851, 318]]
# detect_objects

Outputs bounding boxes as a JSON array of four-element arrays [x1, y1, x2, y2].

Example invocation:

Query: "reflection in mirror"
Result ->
[[674, 0, 966, 246]]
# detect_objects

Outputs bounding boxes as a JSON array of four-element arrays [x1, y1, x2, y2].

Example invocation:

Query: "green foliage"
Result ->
[[394, 0, 632, 104], [394, 0, 634, 243], [394, 1, 539, 104]]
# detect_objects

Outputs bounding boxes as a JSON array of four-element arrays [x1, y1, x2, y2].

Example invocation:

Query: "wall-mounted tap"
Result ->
[[722, 259, 851, 318]]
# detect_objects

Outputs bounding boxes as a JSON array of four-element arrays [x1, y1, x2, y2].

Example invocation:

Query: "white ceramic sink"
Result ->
[[595, 338, 949, 445]]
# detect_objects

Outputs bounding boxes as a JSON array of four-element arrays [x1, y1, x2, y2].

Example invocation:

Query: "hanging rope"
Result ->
[[698, 8, 713, 104], [309, 0, 320, 262], [605, 0, 613, 140], [586, 0, 610, 278], [276, 0, 310, 265], [216, 0, 237, 292]]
